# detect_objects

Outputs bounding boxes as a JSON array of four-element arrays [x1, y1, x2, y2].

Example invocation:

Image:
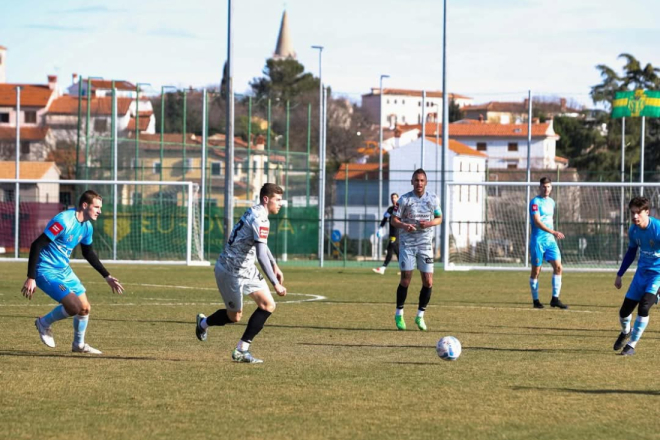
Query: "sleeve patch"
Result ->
[[259, 226, 269, 239], [531, 204, 539, 212], [48, 222, 64, 236]]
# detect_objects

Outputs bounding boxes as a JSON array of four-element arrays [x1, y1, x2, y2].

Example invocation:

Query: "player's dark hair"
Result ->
[[78, 190, 102, 208], [540, 177, 552, 185], [412, 168, 427, 179], [260, 183, 284, 202], [629, 196, 650, 212], [390, 192, 399, 198]]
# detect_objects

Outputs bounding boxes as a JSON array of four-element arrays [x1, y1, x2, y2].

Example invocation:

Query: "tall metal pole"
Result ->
[[306, 102, 312, 207], [135, 84, 140, 181], [441, 0, 450, 270], [201, 89, 208, 259], [378, 74, 389, 261], [312, 45, 324, 265], [524, 90, 532, 269], [112, 82, 118, 261], [224, 0, 235, 240], [283, 100, 290, 262], [640, 116, 645, 196], [85, 77, 92, 180], [75, 80, 82, 179], [322, 86, 329, 263], [182, 89, 187, 180], [246, 96, 252, 202], [14, 87, 20, 259], [421, 90, 426, 169], [620, 117, 625, 261]]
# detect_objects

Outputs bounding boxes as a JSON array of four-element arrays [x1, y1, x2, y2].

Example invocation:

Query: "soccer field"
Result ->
[[1, 263, 659, 440]]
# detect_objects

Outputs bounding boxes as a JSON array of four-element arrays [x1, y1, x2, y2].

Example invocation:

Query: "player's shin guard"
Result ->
[[396, 284, 409, 309], [619, 314, 632, 334], [418, 286, 432, 312], [240, 308, 272, 343], [73, 315, 88, 347], [42, 305, 71, 327], [551, 275, 562, 298], [529, 278, 539, 301], [206, 309, 232, 327], [628, 315, 649, 348]]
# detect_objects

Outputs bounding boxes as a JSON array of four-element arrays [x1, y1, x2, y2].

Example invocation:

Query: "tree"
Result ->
[[249, 58, 320, 105], [448, 98, 463, 122]]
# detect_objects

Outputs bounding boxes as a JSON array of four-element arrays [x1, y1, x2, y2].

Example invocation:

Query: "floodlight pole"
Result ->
[[378, 74, 389, 259], [14, 86, 20, 259], [441, 0, 449, 270], [312, 45, 324, 266], [224, 0, 235, 241]]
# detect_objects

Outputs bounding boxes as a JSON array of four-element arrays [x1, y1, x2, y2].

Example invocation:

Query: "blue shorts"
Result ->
[[530, 239, 560, 267], [36, 267, 85, 303], [399, 243, 434, 273], [625, 269, 660, 302]]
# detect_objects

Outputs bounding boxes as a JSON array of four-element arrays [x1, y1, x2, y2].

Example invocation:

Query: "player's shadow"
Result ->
[[469, 346, 602, 353], [0, 349, 185, 362], [300, 342, 431, 350], [512, 386, 660, 396]]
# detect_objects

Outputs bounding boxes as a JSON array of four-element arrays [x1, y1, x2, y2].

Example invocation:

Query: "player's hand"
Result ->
[[274, 266, 284, 284], [614, 276, 622, 290], [554, 231, 565, 240], [274, 284, 287, 297], [21, 278, 36, 300], [105, 275, 124, 295], [376, 229, 382, 238], [406, 224, 417, 232]]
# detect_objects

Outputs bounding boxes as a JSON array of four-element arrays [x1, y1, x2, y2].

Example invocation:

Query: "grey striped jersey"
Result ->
[[217, 204, 270, 277], [394, 190, 441, 247]]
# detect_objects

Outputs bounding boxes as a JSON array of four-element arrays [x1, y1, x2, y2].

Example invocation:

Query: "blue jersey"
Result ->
[[627, 217, 660, 273], [36, 209, 94, 273], [530, 196, 556, 243]]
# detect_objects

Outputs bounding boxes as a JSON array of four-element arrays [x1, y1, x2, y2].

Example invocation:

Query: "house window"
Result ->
[[0, 113, 8, 123], [394, 99, 397, 104], [24, 111, 37, 124], [418, 102, 421, 107], [401, 116, 406, 123], [507, 163, 517, 169], [21, 141, 30, 154], [402, 99, 405, 104], [386, 99, 390, 104], [211, 162, 222, 176], [94, 118, 108, 132], [476, 142, 487, 151], [508, 142, 518, 152], [153, 161, 162, 174]]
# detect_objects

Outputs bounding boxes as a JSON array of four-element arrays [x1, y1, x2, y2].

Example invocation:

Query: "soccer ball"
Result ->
[[436, 336, 462, 361]]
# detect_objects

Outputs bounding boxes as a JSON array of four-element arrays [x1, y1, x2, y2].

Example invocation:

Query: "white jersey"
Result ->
[[217, 204, 270, 278], [394, 190, 441, 247]]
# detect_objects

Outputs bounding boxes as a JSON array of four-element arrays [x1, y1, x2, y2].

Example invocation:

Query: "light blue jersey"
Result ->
[[628, 217, 660, 273], [529, 196, 556, 243], [37, 208, 94, 274]]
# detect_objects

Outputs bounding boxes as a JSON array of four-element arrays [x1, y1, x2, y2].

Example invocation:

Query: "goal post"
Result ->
[[0, 179, 208, 265], [444, 181, 660, 272]]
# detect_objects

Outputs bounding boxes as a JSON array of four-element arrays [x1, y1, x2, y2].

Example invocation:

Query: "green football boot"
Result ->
[[395, 315, 406, 331], [415, 316, 427, 331]]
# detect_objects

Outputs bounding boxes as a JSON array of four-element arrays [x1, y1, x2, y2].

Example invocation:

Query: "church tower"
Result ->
[[272, 11, 296, 60], [0, 46, 7, 83]]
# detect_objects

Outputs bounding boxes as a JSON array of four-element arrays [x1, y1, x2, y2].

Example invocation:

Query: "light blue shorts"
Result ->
[[626, 269, 660, 302], [36, 267, 85, 303], [530, 239, 561, 267], [399, 243, 434, 273]]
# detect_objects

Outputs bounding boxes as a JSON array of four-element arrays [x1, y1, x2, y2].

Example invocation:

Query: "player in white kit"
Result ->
[[195, 183, 286, 363], [390, 169, 442, 331]]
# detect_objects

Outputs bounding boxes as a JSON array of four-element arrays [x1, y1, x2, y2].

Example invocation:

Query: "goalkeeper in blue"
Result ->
[[528, 177, 568, 309], [613, 196, 660, 356], [21, 190, 124, 354]]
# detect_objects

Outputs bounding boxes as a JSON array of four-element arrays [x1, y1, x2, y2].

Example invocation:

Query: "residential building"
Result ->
[[0, 161, 61, 202], [462, 98, 583, 124]]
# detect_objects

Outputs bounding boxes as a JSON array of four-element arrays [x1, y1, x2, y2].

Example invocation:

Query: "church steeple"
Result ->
[[273, 10, 296, 60]]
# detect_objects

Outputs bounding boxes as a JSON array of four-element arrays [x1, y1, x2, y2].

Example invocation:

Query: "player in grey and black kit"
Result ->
[[195, 183, 286, 363], [391, 169, 442, 331], [372, 193, 400, 275]]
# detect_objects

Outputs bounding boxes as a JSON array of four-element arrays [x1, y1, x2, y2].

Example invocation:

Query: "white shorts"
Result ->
[[399, 242, 435, 273], [214, 261, 269, 312]]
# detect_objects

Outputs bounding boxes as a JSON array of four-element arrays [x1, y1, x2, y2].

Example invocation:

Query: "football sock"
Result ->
[[395, 308, 404, 317], [237, 340, 250, 352], [206, 309, 231, 327], [416, 309, 425, 318], [418, 286, 432, 311], [628, 315, 649, 348], [620, 314, 632, 334], [529, 278, 539, 301], [240, 308, 272, 344], [41, 305, 71, 327], [396, 284, 409, 309], [552, 275, 562, 298], [199, 318, 209, 330], [73, 315, 88, 347]]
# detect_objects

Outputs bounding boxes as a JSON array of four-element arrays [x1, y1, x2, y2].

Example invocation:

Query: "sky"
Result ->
[[1, 0, 658, 108]]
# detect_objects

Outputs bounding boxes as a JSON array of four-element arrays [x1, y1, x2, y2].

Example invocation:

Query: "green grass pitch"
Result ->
[[1, 262, 659, 440]]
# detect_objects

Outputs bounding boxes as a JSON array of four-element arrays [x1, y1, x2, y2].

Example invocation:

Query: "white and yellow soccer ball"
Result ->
[[436, 336, 462, 361]]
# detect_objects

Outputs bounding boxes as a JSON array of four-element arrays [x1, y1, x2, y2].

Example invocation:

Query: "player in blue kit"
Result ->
[[613, 196, 660, 356], [529, 177, 568, 309], [21, 190, 124, 354]]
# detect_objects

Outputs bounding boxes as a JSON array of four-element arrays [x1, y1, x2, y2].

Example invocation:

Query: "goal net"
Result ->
[[0, 179, 205, 265], [445, 181, 660, 271]]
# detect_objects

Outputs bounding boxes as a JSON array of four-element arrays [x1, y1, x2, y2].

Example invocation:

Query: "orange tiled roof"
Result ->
[[127, 116, 151, 132], [555, 156, 569, 164], [0, 126, 49, 141], [0, 161, 59, 179], [464, 100, 583, 114], [0, 84, 55, 107], [334, 163, 389, 180], [87, 79, 136, 91], [422, 137, 488, 158], [48, 95, 132, 116], [401, 122, 556, 138]]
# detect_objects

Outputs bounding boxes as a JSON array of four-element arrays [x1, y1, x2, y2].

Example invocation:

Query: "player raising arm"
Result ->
[[22, 190, 123, 355]]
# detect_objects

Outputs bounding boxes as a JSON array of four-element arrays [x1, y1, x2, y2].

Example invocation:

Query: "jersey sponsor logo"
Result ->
[[531, 204, 539, 212], [49, 222, 64, 236], [259, 226, 269, 239]]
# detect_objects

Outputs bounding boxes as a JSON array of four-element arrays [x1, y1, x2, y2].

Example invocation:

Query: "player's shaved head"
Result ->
[[412, 168, 427, 179], [260, 183, 284, 201]]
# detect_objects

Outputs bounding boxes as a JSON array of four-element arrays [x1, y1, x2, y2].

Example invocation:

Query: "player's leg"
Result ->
[[622, 273, 660, 355], [67, 293, 101, 354], [196, 264, 242, 341], [232, 288, 275, 363], [548, 260, 567, 310], [395, 244, 414, 330], [614, 297, 638, 351], [529, 241, 543, 308], [34, 271, 82, 348], [414, 247, 434, 331]]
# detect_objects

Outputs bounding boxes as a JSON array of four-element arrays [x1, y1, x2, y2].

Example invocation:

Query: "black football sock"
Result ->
[[396, 284, 409, 309], [418, 286, 432, 311], [206, 309, 232, 327], [240, 308, 272, 343]]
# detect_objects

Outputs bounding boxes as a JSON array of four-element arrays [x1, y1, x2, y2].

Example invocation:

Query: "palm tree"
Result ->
[[591, 54, 660, 107]]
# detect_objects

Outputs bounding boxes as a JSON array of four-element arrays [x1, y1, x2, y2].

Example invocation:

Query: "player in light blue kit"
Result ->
[[529, 177, 568, 309], [21, 190, 124, 354], [613, 196, 660, 356]]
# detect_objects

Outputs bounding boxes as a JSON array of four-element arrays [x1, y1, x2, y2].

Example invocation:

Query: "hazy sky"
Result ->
[[1, 0, 658, 107]]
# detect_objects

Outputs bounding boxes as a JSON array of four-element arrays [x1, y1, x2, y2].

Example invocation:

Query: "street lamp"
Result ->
[[312, 45, 324, 266], [378, 74, 390, 258]]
